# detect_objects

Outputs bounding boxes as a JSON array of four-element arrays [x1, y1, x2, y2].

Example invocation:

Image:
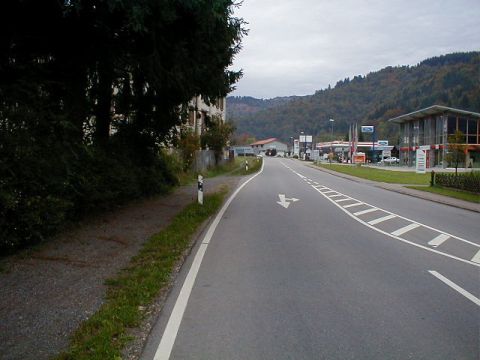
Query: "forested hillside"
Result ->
[[228, 52, 480, 143]]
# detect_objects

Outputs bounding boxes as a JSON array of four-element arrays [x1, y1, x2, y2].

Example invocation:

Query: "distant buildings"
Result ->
[[250, 138, 288, 156], [388, 105, 480, 168]]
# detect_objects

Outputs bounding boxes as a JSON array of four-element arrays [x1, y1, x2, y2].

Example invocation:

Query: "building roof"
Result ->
[[250, 138, 279, 146], [388, 105, 480, 124]]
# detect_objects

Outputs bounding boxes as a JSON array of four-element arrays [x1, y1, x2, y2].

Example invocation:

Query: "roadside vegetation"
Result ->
[[407, 186, 480, 203], [0, 1, 246, 255], [315, 163, 430, 185], [56, 190, 227, 360]]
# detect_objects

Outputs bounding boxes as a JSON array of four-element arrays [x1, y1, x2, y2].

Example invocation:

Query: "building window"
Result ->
[[458, 117, 467, 134], [447, 116, 456, 135]]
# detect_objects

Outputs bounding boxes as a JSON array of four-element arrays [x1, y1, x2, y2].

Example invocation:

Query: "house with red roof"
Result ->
[[250, 138, 288, 156]]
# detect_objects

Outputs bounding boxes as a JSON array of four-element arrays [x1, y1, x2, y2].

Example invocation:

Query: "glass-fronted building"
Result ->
[[388, 105, 480, 168]]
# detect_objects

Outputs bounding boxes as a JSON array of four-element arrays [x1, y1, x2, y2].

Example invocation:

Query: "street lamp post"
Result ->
[[329, 119, 335, 153], [300, 131, 304, 159]]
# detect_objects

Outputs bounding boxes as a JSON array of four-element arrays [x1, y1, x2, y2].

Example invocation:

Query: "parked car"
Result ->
[[383, 156, 399, 164]]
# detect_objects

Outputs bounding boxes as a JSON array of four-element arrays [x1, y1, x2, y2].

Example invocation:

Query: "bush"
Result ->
[[435, 171, 480, 193], [0, 142, 180, 255]]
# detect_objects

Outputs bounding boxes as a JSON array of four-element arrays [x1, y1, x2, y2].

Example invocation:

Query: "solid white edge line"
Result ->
[[153, 160, 265, 360], [311, 185, 480, 267], [284, 164, 479, 267], [429, 271, 480, 307]]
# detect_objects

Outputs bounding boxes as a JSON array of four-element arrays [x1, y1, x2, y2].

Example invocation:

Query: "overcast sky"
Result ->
[[229, 0, 480, 99]]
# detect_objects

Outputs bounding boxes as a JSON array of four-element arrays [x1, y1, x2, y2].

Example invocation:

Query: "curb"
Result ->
[[307, 163, 480, 213]]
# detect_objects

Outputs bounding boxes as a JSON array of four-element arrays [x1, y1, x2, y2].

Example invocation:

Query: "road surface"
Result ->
[[142, 157, 480, 360]]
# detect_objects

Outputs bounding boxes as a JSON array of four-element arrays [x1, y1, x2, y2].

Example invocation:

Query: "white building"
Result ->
[[185, 96, 226, 136], [250, 138, 288, 156]]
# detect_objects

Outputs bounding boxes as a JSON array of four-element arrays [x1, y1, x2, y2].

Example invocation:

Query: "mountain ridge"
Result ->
[[227, 51, 480, 144]]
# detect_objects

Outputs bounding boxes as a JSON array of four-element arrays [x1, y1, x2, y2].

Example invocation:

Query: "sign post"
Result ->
[[416, 149, 426, 174], [197, 174, 204, 205]]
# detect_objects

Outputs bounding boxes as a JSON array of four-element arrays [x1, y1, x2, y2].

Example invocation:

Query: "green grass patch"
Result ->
[[316, 163, 430, 185], [56, 190, 227, 360], [407, 185, 480, 203]]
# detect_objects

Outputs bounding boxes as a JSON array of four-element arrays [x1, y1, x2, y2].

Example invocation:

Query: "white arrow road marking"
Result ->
[[277, 194, 299, 209], [429, 271, 480, 307]]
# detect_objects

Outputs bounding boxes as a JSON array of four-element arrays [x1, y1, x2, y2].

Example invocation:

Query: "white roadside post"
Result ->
[[245, 160, 249, 172], [197, 174, 203, 205]]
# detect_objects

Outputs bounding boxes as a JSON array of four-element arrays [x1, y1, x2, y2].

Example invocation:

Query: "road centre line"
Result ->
[[391, 223, 421, 236], [153, 161, 265, 360], [428, 234, 450, 247], [429, 271, 480, 307], [281, 163, 480, 268], [354, 208, 378, 216], [368, 214, 397, 225]]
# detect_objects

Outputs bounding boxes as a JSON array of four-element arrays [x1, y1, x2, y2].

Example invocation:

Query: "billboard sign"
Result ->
[[361, 126, 374, 133], [416, 149, 426, 174]]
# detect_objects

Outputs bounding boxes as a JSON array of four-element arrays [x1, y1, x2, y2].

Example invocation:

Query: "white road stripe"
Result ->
[[322, 190, 337, 194], [354, 208, 378, 216], [335, 198, 352, 203], [153, 161, 265, 360], [328, 194, 344, 198], [391, 223, 421, 236], [343, 202, 363, 208], [429, 271, 480, 307], [428, 234, 450, 247], [368, 214, 396, 225], [471, 249, 480, 264], [282, 164, 480, 268]]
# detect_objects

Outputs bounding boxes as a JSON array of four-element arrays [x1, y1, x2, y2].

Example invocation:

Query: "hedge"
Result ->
[[434, 171, 480, 193]]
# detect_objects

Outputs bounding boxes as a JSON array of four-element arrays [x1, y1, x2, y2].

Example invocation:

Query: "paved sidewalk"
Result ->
[[309, 164, 480, 213], [0, 175, 242, 360]]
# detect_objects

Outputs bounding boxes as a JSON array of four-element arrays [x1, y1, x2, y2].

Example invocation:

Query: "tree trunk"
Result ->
[[95, 59, 114, 148]]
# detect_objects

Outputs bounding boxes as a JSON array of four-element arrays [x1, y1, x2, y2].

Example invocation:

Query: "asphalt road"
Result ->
[[142, 157, 480, 360]]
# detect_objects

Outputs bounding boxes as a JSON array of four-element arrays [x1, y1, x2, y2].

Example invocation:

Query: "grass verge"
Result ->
[[56, 190, 227, 360], [316, 163, 430, 185], [407, 185, 480, 203]]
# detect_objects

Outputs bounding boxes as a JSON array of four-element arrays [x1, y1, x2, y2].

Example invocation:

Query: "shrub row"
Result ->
[[434, 171, 480, 193], [0, 140, 181, 255]]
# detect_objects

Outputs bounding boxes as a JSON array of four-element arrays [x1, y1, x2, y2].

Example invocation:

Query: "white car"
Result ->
[[383, 157, 399, 164]]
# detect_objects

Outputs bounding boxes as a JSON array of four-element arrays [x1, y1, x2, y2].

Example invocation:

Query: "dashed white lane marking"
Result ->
[[343, 202, 363, 208], [429, 271, 480, 307], [391, 223, 421, 237], [428, 234, 450, 247], [354, 208, 378, 216], [153, 161, 265, 360], [368, 214, 397, 225], [282, 162, 480, 268], [471, 249, 480, 264]]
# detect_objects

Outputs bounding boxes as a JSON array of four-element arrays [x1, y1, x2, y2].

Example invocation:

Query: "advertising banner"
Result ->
[[416, 149, 426, 174]]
